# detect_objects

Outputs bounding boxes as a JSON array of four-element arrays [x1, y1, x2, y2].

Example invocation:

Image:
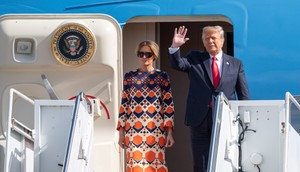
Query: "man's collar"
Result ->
[[210, 51, 223, 60]]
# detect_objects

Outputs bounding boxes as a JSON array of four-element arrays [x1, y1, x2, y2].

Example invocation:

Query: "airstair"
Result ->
[[208, 92, 300, 172], [4, 90, 97, 172]]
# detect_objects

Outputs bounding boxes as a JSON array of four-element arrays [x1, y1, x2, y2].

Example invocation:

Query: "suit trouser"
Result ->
[[189, 108, 213, 172]]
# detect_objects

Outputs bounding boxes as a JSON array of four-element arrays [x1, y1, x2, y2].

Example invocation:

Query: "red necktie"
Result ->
[[212, 56, 220, 89]]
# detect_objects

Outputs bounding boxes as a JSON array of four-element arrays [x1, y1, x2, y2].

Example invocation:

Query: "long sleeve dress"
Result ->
[[117, 68, 175, 172]]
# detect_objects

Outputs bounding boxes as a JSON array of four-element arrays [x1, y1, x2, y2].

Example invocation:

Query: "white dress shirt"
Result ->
[[210, 51, 223, 77]]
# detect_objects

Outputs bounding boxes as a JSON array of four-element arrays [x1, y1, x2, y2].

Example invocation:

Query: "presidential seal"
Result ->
[[51, 23, 96, 67]]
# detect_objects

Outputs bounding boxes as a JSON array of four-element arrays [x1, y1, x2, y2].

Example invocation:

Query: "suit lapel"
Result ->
[[203, 53, 213, 86], [217, 53, 230, 89]]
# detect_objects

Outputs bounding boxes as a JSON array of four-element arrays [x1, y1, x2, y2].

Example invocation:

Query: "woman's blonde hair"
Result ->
[[135, 40, 159, 59]]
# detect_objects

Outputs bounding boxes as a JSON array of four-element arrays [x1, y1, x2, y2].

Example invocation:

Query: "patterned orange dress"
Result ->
[[117, 68, 175, 172]]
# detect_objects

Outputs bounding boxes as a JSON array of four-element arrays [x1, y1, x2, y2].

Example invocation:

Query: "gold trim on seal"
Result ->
[[51, 23, 96, 67]]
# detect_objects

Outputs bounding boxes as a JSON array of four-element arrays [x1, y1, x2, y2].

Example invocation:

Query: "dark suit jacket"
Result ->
[[169, 50, 250, 127]]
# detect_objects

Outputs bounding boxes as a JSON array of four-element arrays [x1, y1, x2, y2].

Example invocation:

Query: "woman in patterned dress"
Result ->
[[117, 40, 175, 172]]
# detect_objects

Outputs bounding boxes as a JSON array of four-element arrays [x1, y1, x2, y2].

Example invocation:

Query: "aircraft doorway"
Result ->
[[123, 19, 233, 172]]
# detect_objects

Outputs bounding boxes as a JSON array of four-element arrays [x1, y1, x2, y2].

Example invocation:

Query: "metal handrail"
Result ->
[[4, 88, 34, 138], [286, 92, 300, 111], [285, 92, 300, 127], [284, 92, 300, 172]]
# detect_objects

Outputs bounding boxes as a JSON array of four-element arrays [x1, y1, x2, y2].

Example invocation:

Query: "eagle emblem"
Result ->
[[64, 35, 83, 56], [51, 23, 96, 67]]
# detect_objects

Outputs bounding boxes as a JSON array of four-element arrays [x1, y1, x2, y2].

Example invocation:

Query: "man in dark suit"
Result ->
[[168, 25, 250, 172]]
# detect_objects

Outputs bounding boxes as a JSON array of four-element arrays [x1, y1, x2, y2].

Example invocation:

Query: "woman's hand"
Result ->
[[165, 127, 175, 148], [118, 127, 126, 149]]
